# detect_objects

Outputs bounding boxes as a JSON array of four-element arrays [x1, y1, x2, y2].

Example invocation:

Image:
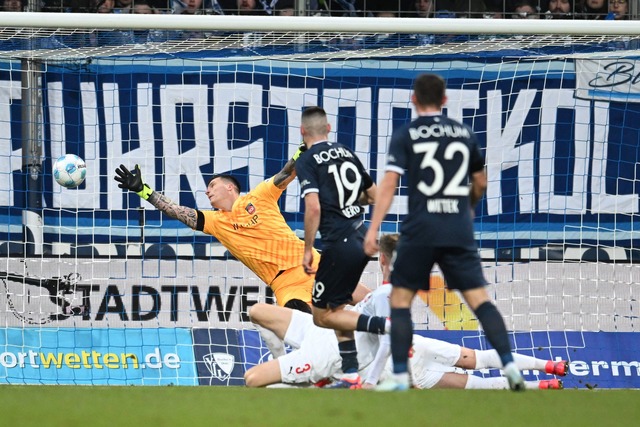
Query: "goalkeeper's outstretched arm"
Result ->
[[114, 164, 198, 229], [273, 142, 306, 190]]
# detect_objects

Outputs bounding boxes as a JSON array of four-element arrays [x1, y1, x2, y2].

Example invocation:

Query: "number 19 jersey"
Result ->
[[296, 141, 374, 243]]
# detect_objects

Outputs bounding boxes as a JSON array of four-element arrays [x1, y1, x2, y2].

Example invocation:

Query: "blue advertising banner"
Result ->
[[429, 331, 640, 390], [0, 327, 197, 385], [241, 329, 640, 389], [193, 328, 245, 386], [2, 56, 640, 249], [239, 328, 272, 371]]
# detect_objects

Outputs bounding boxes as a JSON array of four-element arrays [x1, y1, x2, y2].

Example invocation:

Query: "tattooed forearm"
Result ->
[[148, 192, 198, 229], [273, 158, 297, 189]]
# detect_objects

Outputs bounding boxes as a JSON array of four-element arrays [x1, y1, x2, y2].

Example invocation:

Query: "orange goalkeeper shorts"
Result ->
[[270, 251, 319, 307]]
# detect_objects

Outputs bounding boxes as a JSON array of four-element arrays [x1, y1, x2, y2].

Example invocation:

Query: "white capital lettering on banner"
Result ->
[[105, 82, 156, 210], [2, 71, 639, 220], [377, 87, 411, 216], [444, 89, 480, 123], [213, 82, 264, 191], [324, 87, 372, 167], [538, 89, 590, 215], [269, 86, 318, 213], [485, 89, 537, 215], [50, 81, 100, 209], [591, 101, 639, 214], [0, 80, 22, 207], [161, 84, 211, 207]]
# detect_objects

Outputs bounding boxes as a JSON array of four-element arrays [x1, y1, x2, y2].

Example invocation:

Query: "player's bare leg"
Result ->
[[351, 282, 372, 304], [249, 303, 293, 339], [244, 359, 283, 387], [312, 305, 362, 389], [312, 304, 359, 330], [433, 373, 562, 390], [249, 303, 293, 359], [462, 287, 525, 391], [376, 286, 414, 391]]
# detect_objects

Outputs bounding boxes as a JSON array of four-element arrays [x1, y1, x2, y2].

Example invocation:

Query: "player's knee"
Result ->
[[312, 311, 329, 328], [247, 303, 269, 325], [283, 298, 312, 314]]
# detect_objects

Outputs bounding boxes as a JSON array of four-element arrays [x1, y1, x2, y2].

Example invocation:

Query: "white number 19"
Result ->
[[328, 163, 362, 208]]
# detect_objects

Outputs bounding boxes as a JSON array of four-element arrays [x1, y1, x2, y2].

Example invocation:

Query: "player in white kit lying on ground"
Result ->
[[244, 234, 568, 390]]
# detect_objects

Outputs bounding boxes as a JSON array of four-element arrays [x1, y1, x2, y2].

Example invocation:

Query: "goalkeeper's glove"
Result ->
[[292, 141, 307, 161], [114, 164, 153, 200]]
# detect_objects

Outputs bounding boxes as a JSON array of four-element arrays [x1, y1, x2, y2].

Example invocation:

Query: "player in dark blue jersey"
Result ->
[[295, 106, 388, 389], [363, 73, 525, 392]]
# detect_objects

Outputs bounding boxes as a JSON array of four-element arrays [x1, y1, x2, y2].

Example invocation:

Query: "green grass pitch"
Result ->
[[2, 386, 638, 427]]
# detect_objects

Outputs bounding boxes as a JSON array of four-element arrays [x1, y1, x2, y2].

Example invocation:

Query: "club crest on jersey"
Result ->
[[203, 352, 235, 381], [245, 203, 256, 215]]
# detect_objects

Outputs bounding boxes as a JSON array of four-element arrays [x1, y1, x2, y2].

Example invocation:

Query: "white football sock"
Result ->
[[464, 374, 541, 390], [464, 375, 509, 389], [474, 350, 546, 371], [256, 325, 286, 359]]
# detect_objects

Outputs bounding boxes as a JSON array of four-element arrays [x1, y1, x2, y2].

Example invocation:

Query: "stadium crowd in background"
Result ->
[[6, 0, 636, 20]]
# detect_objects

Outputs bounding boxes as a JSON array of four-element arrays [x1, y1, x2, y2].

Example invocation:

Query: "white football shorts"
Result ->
[[279, 310, 341, 384], [407, 335, 461, 389]]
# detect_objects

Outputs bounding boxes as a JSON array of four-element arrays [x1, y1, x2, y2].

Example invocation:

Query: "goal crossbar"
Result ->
[[2, 13, 640, 36]]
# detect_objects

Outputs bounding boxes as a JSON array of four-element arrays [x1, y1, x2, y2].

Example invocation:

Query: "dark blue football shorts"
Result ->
[[312, 226, 370, 309], [390, 239, 487, 292]]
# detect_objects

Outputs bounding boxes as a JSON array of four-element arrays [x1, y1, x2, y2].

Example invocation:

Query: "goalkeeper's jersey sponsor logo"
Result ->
[[232, 214, 259, 230]]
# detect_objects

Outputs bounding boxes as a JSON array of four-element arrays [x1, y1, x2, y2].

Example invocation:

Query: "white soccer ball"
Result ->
[[53, 154, 87, 188]]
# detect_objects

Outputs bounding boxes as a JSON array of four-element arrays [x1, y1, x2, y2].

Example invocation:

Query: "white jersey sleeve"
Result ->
[[355, 285, 392, 384], [355, 284, 391, 318]]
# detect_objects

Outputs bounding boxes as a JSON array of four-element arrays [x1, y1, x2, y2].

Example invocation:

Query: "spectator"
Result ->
[[133, 0, 159, 13], [484, 0, 506, 13], [325, 0, 362, 16], [580, 0, 608, 18], [273, 0, 295, 15], [437, 0, 487, 18], [544, 0, 574, 17], [132, 0, 169, 42], [2, 0, 23, 11], [607, 0, 629, 19], [115, 0, 134, 12], [413, 0, 434, 17], [366, 0, 401, 17], [174, 0, 203, 13], [234, 0, 265, 14], [172, 0, 225, 14], [511, 0, 540, 17], [94, 0, 115, 12], [483, 3, 505, 18]]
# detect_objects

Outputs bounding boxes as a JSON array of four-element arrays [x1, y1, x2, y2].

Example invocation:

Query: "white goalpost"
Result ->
[[1, 13, 639, 387]]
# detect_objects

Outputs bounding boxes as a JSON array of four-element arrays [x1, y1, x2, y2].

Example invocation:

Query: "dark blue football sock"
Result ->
[[390, 307, 412, 374], [474, 301, 514, 366], [338, 339, 359, 374], [356, 314, 387, 334]]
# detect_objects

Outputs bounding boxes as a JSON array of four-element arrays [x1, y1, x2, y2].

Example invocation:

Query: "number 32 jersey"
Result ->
[[296, 141, 374, 243], [386, 114, 485, 249]]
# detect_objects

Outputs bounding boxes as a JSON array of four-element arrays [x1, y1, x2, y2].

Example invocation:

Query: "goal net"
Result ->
[[1, 13, 639, 388]]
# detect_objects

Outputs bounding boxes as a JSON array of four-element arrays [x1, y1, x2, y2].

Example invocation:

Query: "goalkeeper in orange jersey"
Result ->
[[114, 144, 369, 311]]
